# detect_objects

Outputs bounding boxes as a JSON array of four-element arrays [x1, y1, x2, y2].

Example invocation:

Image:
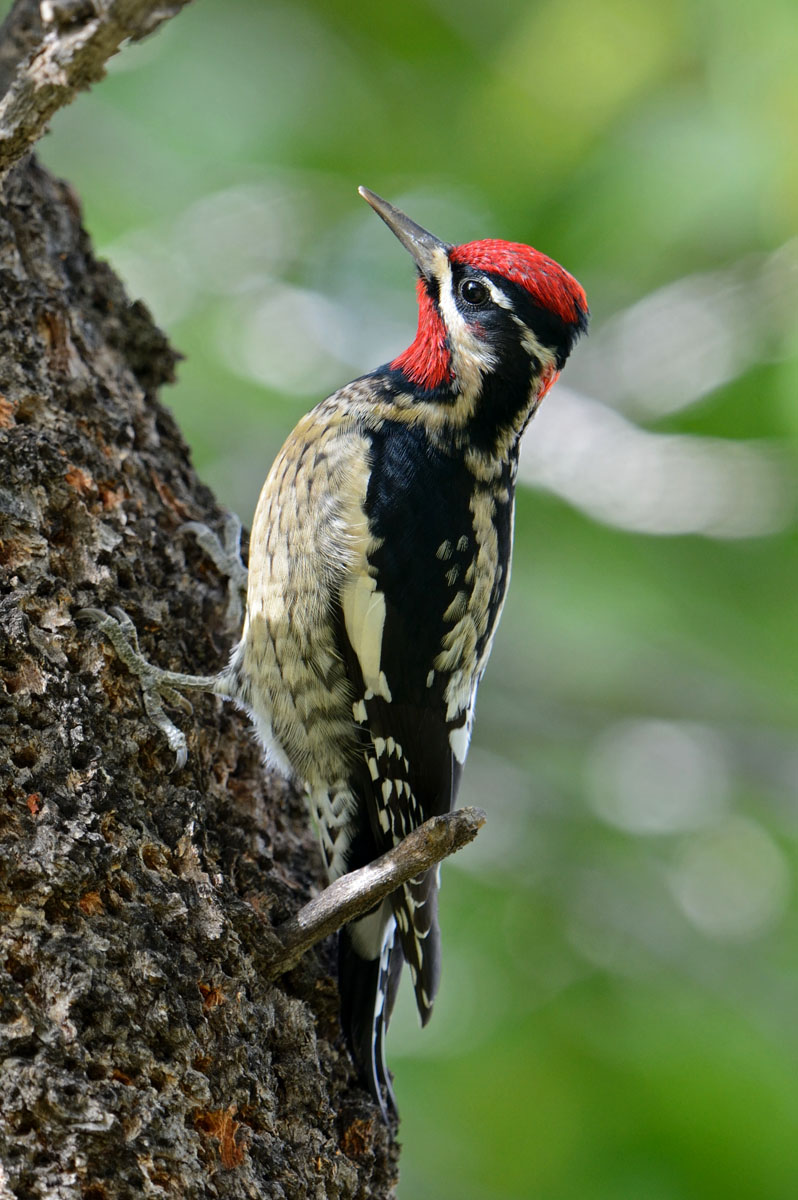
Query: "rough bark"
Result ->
[[0, 155, 399, 1197]]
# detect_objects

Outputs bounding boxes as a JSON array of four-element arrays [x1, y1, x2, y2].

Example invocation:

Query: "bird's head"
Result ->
[[360, 186, 588, 459]]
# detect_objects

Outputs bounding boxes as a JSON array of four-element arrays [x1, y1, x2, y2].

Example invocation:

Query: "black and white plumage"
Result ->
[[86, 188, 588, 1118], [221, 190, 588, 1115]]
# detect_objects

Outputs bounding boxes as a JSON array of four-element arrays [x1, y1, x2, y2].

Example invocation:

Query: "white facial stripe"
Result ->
[[444, 270, 555, 374], [517, 321, 557, 371], [484, 279, 514, 309], [438, 265, 497, 392], [458, 271, 557, 372], [428, 244, 452, 278]]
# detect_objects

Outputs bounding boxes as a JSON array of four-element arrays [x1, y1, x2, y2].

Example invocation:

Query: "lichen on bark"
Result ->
[[0, 156, 398, 1199]]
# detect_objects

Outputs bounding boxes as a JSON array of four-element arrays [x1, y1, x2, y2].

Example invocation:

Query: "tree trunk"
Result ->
[[0, 154, 398, 1197]]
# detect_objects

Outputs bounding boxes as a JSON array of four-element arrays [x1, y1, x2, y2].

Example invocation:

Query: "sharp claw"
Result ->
[[141, 688, 189, 769], [180, 514, 247, 632], [222, 511, 243, 556], [109, 605, 134, 632], [180, 521, 227, 565], [79, 604, 214, 769], [179, 520, 212, 546], [78, 606, 112, 625], [109, 605, 140, 653]]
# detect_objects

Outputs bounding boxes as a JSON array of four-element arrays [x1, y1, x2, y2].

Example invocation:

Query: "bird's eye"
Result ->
[[459, 278, 489, 307]]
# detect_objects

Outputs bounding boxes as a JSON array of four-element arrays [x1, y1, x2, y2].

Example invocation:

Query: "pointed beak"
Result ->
[[359, 186, 450, 281]]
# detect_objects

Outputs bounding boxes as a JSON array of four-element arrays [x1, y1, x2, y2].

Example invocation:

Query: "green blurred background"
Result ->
[[27, 0, 798, 1194]]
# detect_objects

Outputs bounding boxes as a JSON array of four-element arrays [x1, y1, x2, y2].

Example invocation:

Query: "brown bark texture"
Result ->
[[0, 156, 398, 1198]]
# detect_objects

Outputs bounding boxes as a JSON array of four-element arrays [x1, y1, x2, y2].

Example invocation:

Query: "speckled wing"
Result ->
[[335, 413, 515, 1022]]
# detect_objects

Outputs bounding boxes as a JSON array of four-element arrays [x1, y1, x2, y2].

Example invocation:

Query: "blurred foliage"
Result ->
[[22, 0, 798, 1193]]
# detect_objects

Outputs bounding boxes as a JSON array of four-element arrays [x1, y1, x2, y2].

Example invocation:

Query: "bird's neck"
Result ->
[[384, 291, 558, 469]]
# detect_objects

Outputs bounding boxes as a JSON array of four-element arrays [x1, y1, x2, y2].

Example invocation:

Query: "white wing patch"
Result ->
[[350, 899, 394, 960], [448, 720, 472, 765], [341, 573, 392, 702]]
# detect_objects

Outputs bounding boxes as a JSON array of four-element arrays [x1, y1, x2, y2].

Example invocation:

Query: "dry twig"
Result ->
[[270, 807, 487, 977]]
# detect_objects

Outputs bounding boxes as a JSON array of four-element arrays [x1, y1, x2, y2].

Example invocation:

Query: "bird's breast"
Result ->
[[362, 420, 516, 716], [232, 414, 372, 786]]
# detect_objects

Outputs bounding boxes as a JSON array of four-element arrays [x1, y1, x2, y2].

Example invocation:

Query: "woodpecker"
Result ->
[[85, 188, 587, 1118]]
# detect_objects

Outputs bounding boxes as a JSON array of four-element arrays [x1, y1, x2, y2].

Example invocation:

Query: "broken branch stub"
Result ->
[[269, 806, 487, 978]]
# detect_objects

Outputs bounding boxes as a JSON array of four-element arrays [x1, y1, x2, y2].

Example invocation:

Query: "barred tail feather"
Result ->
[[338, 872, 441, 1116], [338, 909, 402, 1120], [391, 869, 441, 1026]]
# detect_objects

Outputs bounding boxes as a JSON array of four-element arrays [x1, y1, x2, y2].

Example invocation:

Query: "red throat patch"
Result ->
[[390, 279, 452, 391], [537, 366, 560, 401], [450, 240, 587, 327]]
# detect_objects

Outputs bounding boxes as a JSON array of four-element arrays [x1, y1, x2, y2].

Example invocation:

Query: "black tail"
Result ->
[[338, 908, 403, 1122]]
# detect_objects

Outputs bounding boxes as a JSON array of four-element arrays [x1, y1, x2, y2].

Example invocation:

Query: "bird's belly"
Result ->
[[230, 605, 356, 790]]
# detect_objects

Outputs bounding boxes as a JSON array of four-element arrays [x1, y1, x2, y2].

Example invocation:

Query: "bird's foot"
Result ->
[[79, 606, 220, 768], [181, 511, 248, 631]]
